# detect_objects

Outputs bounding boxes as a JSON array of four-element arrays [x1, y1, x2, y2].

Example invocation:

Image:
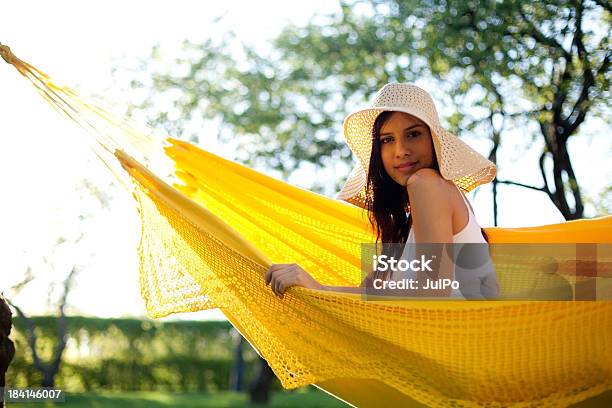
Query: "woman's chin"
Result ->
[[393, 173, 412, 187]]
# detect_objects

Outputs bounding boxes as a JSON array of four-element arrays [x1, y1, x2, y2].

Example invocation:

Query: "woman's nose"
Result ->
[[395, 137, 412, 157]]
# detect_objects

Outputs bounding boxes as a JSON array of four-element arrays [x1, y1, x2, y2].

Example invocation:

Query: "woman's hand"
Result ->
[[264, 263, 325, 299]]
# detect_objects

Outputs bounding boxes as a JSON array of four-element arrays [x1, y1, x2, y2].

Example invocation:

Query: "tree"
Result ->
[[229, 328, 245, 391], [248, 358, 276, 404], [2, 176, 112, 388], [121, 2, 610, 213], [379, 0, 611, 220], [280, 0, 611, 220], [4, 267, 78, 388]]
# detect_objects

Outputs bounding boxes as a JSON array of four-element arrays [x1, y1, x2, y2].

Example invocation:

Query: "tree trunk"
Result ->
[[229, 332, 245, 391], [540, 122, 584, 220], [4, 267, 75, 390], [248, 357, 275, 404], [41, 371, 55, 388], [487, 120, 501, 227]]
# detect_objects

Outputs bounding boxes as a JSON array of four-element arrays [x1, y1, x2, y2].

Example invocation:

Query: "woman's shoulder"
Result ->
[[406, 168, 442, 185], [407, 169, 466, 218], [407, 169, 456, 196]]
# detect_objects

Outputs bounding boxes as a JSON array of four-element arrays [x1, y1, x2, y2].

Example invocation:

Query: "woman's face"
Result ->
[[378, 111, 435, 187]]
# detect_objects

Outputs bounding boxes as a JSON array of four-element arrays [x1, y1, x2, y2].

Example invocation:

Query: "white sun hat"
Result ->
[[336, 83, 497, 209]]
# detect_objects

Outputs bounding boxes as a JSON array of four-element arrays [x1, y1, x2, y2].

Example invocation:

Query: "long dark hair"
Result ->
[[364, 111, 488, 256]]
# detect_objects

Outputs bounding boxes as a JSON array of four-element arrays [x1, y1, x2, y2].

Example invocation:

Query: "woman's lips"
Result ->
[[395, 161, 417, 171]]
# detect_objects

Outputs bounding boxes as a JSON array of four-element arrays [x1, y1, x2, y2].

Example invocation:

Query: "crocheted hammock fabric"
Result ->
[[2, 44, 611, 408]]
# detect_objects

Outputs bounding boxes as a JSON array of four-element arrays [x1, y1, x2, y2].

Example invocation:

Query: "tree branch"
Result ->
[[9, 267, 34, 295], [456, 109, 540, 134], [566, 51, 610, 135], [516, 7, 572, 62], [51, 267, 78, 372], [551, 3, 583, 134], [593, 0, 612, 14], [560, 147, 585, 217], [3, 266, 78, 386], [563, 0, 602, 137], [496, 179, 548, 192], [538, 149, 553, 199]]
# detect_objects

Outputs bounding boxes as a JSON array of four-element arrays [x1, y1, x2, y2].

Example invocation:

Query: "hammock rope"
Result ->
[[2, 43, 611, 408]]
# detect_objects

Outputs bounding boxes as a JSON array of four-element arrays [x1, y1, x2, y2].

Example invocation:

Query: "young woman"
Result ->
[[265, 83, 500, 299]]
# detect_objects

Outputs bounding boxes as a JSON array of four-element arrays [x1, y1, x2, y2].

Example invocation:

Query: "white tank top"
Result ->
[[392, 187, 500, 299]]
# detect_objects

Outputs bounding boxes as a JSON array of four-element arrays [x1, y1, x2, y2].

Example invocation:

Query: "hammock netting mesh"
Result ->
[[2, 44, 611, 407]]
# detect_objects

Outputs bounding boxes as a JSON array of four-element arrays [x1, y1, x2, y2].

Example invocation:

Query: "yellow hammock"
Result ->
[[2, 44, 611, 408]]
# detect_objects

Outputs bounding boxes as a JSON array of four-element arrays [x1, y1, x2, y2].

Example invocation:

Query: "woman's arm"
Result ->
[[319, 285, 365, 294], [407, 169, 454, 243], [264, 263, 365, 298], [265, 169, 456, 299], [402, 169, 455, 297]]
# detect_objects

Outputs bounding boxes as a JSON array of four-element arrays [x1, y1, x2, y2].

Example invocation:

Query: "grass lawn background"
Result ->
[[5, 389, 347, 407]]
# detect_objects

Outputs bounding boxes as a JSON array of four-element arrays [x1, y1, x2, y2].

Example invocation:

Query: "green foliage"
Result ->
[[121, 0, 610, 212], [6, 316, 266, 392], [584, 184, 612, 216]]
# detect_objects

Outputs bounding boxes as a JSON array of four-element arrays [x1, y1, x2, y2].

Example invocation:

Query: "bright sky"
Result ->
[[1, 1, 610, 320]]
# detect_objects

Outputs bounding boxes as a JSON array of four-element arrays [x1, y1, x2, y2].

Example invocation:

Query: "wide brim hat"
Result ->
[[336, 83, 496, 209]]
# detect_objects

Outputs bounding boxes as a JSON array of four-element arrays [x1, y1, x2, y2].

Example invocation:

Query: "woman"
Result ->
[[265, 83, 499, 299]]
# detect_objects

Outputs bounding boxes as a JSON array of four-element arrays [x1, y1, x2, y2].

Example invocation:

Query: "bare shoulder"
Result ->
[[406, 169, 457, 204], [406, 168, 440, 183], [407, 170, 455, 241], [406, 169, 449, 192]]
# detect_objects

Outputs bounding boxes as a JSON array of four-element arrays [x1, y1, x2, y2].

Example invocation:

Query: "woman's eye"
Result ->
[[406, 131, 420, 138], [381, 137, 392, 144]]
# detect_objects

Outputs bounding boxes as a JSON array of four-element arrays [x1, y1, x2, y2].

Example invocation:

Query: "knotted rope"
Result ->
[[0, 43, 17, 65]]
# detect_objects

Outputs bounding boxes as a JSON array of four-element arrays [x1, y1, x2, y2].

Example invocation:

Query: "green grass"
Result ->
[[7, 389, 347, 408], [6, 389, 612, 407]]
